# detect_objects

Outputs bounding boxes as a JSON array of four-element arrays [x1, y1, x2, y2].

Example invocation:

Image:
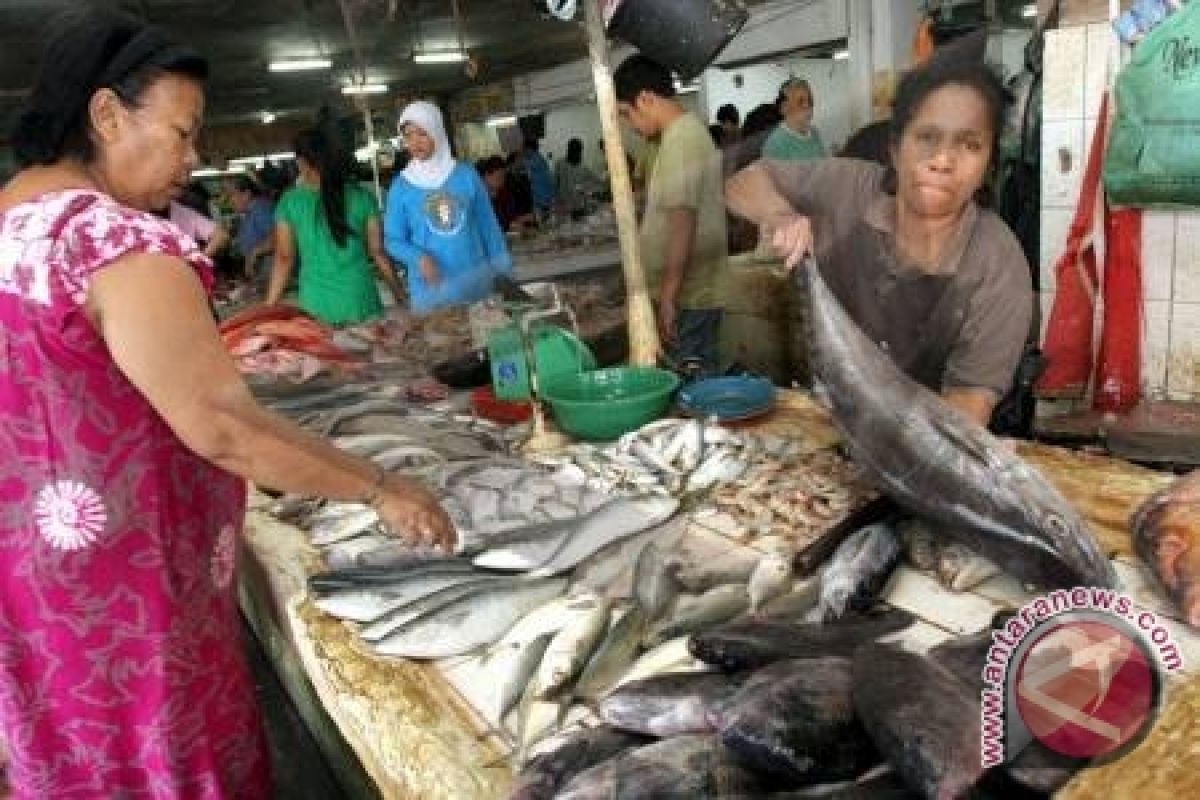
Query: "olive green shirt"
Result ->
[[276, 183, 383, 325], [640, 113, 728, 309]]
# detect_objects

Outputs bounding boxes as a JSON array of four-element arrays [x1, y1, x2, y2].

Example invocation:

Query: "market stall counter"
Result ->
[[236, 387, 1200, 800]]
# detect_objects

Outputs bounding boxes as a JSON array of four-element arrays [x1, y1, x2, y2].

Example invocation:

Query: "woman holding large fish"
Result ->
[[0, 9, 453, 798], [727, 55, 1032, 426]]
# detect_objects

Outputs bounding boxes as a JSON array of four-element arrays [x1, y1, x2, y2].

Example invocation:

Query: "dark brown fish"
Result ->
[[800, 259, 1117, 591], [1131, 481, 1200, 628], [599, 671, 752, 738], [715, 658, 880, 787], [690, 607, 914, 672], [852, 643, 983, 799], [509, 726, 649, 800]]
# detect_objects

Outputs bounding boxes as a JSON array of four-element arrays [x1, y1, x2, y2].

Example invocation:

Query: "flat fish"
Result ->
[[852, 642, 983, 799], [715, 658, 878, 786], [690, 608, 915, 672], [471, 517, 581, 572], [511, 726, 650, 800], [599, 671, 751, 738], [801, 259, 1117, 590], [371, 577, 567, 659], [533, 496, 680, 577], [809, 523, 900, 622], [358, 576, 514, 641], [574, 607, 648, 701], [644, 584, 750, 648]]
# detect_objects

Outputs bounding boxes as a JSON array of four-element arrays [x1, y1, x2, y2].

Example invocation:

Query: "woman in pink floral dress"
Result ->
[[0, 9, 454, 799]]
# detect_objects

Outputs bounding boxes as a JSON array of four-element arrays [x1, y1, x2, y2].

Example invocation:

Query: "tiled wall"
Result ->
[[1041, 23, 1200, 401]]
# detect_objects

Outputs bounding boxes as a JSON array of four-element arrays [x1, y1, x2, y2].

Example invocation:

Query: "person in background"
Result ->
[[385, 101, 512, 314], [269, 127, 405, 322], [554, 137, 602, 218], [226, 174, 275, 281], [726, 56, 1031, 426], [0, 9, 452, 798], [522, 136, 556, 215], [764, 77, 827, 161], [477, 155, 535, 233], [161, 195, 230, 259], [614, 54, 728, 373], [724, 102, 784, 253], [716, 103, 741, 146]]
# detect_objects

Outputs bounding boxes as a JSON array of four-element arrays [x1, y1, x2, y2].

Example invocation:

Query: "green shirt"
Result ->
[[763, 124, 827, 161], [639, 113, 728, 309], [276, 183, 383, 325]]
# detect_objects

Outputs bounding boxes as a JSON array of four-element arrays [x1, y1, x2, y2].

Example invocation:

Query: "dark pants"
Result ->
[[668, 308, 723, 376]]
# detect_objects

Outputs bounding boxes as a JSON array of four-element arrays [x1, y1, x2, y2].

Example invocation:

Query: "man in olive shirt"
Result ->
[[614, 54, 728, 372]]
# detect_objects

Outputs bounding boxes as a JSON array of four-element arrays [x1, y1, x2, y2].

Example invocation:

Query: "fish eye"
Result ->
[[1045, 515, 1068, 536]]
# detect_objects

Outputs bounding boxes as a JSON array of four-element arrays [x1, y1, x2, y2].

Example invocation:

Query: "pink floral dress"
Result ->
[[0, 190, 270, 798]]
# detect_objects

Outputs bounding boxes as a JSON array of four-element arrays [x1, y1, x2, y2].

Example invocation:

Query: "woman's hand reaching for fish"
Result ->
[[764, 213, 813, 271], [371, 473, 456, 552]]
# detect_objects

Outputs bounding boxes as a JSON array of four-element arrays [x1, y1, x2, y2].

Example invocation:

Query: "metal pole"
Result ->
[[583, 0, 660, 366]]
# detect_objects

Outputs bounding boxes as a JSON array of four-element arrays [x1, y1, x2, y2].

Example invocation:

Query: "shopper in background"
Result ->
[[0, 9, 452, 799], [226, 174, 275, 281], [522, 136, 556, 215], [385, 100, 512, 314], [269, 127, 405, 322], [554, 137, 602, 218], [614, 54, 728, 373], [162, 195, 230, 259], [764, 77, 827, 161], [715, 103, 741, 146], [727, 57, 1031, 425], [478, 155, 535, 233]]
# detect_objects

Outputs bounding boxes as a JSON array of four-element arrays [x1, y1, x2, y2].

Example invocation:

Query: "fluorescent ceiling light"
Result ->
[[1022, 3, 1037, 17], [673, 77, 699, 96], [268, 58, 332, 72], [228, 152, 295, 167], [832, 48, 849, 61], [342, 83, 388, 95], [260, 111, 276, 124], [414, 51, 467, 64], [486, 114, 518, 128], [191, 167, 246, 178]]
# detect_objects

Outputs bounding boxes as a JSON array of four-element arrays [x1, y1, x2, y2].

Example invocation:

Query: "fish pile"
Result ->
[[800, 257, 1118, 591], [219, 305, 361, 382], [550, 417, 815, 499], [898, 517, 1005, 593], [513, 607, 1090, 800], [706, 447, 875, 554]]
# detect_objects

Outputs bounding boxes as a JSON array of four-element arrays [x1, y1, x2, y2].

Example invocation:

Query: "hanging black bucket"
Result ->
[[607, 0, 749, 81]]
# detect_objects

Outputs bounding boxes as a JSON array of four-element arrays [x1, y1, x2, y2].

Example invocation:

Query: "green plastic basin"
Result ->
[[541, 366, 681, 441]]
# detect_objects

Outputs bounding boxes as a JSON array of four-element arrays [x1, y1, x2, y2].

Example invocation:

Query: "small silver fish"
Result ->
[[644, 585, 750, 649], [747, 553, 793, 612], [810, 522, 900, 623], [574, 607, 647, 701]]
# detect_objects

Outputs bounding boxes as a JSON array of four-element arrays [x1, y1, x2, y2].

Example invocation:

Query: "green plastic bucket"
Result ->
[[488, 322, 597, 401], [540, 366, 681, 441]]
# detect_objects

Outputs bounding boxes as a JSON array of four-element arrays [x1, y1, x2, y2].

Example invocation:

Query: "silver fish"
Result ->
[[533, 496, 679, 577], [471, 517, 582, 572], [371, 577, 567, 659], [673, 549, 760, 593], [531, 596, 612, 699], [633, 542, 681, 623], [757, 576, 822, 620], [310, 507, 382, 546], [644, 585, 750, 649], [747, 552, 793, 613], [801, 259, 1117, 590], [358, 576, 513, 641], [809, 522, 900, 622], [574, 607, 648, 701], [487, 632, 554, 724], [616, 637, 709, 688]]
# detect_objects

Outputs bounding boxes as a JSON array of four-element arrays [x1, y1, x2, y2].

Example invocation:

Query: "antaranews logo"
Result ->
[[980, 587, 1184, 768]]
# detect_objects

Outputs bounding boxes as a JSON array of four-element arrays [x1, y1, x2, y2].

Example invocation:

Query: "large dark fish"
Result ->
[[928, 627, 1087, 796], [852, 642, 983, 799], [509, 726, 650, 800], [714, 658, 879, 787], [690, 607, 914, 672], [810, 522, 900, 622], [759, 766, 917, 798], [598, 671, 752, 738], [1131, 480, 1200, 628], [555, 734, 766, 800], [800, 260, 1117, 590]]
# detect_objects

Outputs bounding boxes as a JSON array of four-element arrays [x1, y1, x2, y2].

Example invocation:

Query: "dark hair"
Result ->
[[293, 128, 354, 248], [13, 7, 207, 168], [565, 138, 583, 166], [477, 155, 506, 176], [741, 103, 782, 139], [716, 104, 739, 126], [776, 77, 813, 109], [708, 124, 724, 146], [524, 138, 540, 152], [613, 55, 676, 104], [231, 174, 261, 196], [889, 56, 1008, 162], [177, 181, 211, 216]]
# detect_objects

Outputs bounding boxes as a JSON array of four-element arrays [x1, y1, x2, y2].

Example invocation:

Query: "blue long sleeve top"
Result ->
[[384, 162, 513, 314]]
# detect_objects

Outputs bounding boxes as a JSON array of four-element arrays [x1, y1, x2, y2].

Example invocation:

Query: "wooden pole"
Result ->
[[583, 0, 661, 366]]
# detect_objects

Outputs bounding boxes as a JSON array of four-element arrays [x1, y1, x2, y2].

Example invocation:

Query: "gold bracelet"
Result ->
[[361, 465, 387, 508]]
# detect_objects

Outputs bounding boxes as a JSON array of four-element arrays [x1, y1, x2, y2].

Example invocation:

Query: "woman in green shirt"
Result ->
[[268, 128, 404, 324]]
